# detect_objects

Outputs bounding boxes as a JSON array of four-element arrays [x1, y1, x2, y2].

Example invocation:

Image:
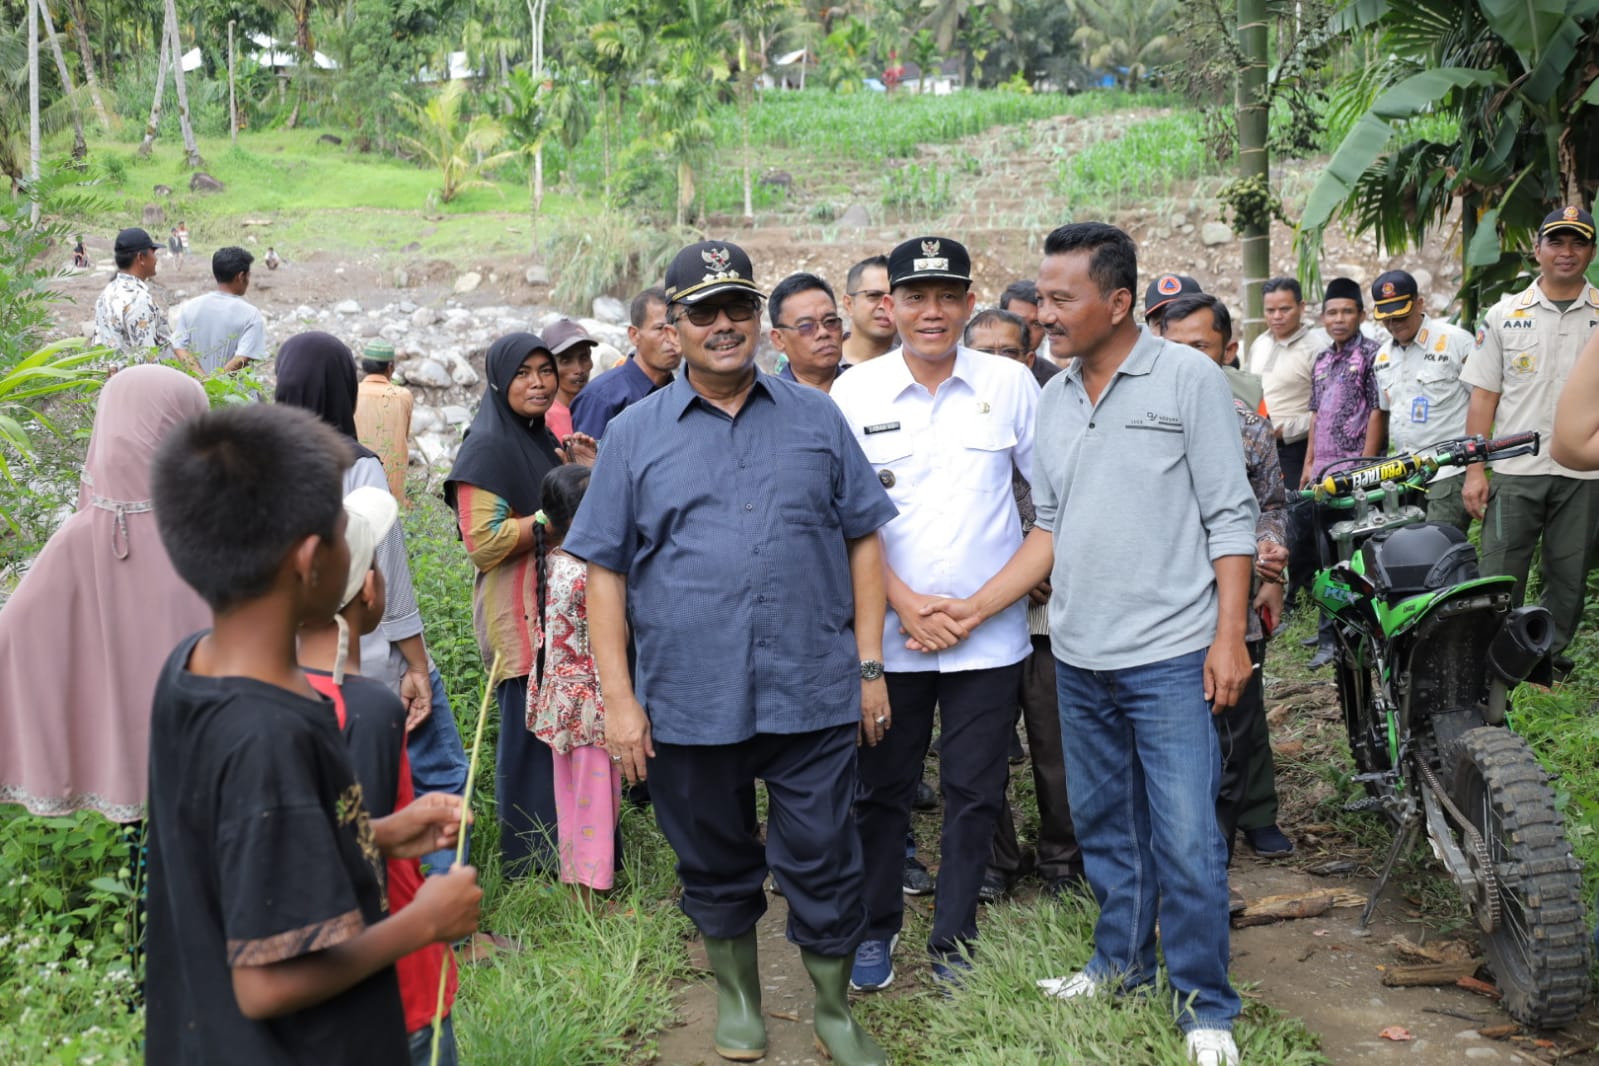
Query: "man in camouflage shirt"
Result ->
[[93, 227, 188, 372]]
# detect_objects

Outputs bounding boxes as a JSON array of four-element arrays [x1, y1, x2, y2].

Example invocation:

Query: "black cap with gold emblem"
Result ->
[[887, 235, 972, 288], [664, 240, 765, 305], [1370, 270, 1418, 320], [1538, 205, 1596, 241]]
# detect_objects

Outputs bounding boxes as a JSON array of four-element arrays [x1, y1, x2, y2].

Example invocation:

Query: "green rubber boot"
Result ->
[[801, 949, 887, 1065], [703, 932, 766, 1062]]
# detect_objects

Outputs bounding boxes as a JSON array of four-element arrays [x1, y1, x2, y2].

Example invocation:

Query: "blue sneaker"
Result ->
[[849, 934, 897, 992]]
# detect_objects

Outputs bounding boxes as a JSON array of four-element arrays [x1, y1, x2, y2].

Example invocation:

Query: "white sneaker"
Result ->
[[1185, 1028, 1239, 1066], [1035, 970, 1105, 1000]]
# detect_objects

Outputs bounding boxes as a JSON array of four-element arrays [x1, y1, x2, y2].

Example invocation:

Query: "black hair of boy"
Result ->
[[152, 405, 352, 612], [769, 272, 836, 325], [212, 246, 254, 284]]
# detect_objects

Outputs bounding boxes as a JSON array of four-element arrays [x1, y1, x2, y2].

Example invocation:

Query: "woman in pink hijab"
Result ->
[[0, 364, 210, 823]]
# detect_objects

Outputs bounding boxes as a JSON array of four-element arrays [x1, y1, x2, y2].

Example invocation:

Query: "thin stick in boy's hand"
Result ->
[[373, 792, 475, 860], [410, 866, 482, 945]]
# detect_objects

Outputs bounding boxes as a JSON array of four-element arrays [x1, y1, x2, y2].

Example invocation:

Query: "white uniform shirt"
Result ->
[[1462, 280, 1599, 479], [1374, 316, 1473, 481], [830, 346, 1038, 674]]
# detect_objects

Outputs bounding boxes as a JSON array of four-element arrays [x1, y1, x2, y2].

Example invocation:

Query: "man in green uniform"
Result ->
[[1462, 206, 1599, 669]]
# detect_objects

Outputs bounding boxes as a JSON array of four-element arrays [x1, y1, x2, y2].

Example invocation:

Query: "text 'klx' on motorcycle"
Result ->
[[1302, 432, 1591, 1029]]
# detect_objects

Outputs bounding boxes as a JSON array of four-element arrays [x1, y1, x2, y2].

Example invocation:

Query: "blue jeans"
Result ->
[[407, 1013, 457, 1066], [409, 666, 471, 875], [1056, 647, 1240, 1033]]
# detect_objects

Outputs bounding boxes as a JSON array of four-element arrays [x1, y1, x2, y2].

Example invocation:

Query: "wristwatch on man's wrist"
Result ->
[[860, 659, 885, 681]]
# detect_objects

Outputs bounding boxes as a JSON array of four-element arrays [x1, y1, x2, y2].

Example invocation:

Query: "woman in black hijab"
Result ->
[[446, 332, 594, 879], [274, 331, 436, 758]]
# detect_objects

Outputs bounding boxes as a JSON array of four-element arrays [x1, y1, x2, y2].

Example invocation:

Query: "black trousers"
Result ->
[[495, 676, 557, 879], [1278, 438, 1318, 604], [991, 637, 1082, 881], [650, 724, 866, 957], [856, 663, 1022, 959], [1213, 639, 1268, 861]]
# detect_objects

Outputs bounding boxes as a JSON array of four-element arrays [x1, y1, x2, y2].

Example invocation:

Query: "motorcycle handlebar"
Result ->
[[1303, 432, 1542, 503]]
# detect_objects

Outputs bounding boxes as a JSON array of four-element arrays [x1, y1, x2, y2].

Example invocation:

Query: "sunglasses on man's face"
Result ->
[[674, 298, 761, 327]]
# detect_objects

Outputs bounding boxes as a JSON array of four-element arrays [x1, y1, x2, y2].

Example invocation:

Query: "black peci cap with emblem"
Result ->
[[1370, 270, 1418, 320], [664, 240, 765, 305], [887, 236, 972, 288], [1539, 205, 1596, 241]]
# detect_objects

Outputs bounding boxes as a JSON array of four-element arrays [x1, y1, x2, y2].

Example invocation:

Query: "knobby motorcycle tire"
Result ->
[[1451, 727, 1592, 1028]]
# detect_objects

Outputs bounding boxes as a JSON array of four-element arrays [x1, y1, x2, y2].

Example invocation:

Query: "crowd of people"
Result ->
[[4, 206, 1599, 1066]]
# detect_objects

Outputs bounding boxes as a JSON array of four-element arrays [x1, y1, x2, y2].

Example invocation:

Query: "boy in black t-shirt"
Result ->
[[145, 405, 481, 1066]]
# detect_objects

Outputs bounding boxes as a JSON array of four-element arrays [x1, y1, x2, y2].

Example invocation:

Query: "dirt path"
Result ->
[[650, 861, 1597, 1066]]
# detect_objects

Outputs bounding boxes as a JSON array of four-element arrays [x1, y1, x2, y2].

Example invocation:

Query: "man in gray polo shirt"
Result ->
[[172, 246, 266, 375], [918, 222, 1256, 1066]]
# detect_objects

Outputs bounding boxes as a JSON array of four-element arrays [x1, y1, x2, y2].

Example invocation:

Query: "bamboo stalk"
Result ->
[[428, 654, 500, 1066]]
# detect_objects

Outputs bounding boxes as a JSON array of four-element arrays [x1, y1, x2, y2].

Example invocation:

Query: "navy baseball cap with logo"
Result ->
[[664, 240, 765, 305], [114, 227, 160, 256], [1371, 270, 1418, 320], [1143, 273, 1202, 319], [887, 236, 972, 288], [1539, 205, 1596, 241]]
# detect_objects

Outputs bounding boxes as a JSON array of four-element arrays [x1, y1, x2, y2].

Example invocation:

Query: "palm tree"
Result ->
[[1296, 0, 1599, 321], [1068, 0, 1178, 90], [640, 0, 732, 224], [163, 0, 203, 169], [393, 82, 518, 204], [35, 0, 86, 159], [61, 0, 111, 128], [726, 0, 794, 220]]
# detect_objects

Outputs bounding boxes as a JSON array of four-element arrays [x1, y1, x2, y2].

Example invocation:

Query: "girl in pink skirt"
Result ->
[[527, 464, 620, 902]]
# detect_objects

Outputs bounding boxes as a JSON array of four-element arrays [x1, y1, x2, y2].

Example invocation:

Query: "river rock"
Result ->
[[403, 358, 453, 389], [525, 264, 550, 286], [399, 300, 418, 314], [1412, 267, 1434, 293], [592, 341, 625, 373], [334, 299, 362, 315], [142, 203, 166, 227], [292, 304, 317, 320], [415, 432, 456, 468], [1200, 222, 1233, 247], [441, 405, 471, 425], [410, 405, 443, 433], [839, 203, 871, 228], [189, 172, 226, 193], [592, 295, 627, 325], [410, 306, 440, 329], [454, 271, 482, 294]]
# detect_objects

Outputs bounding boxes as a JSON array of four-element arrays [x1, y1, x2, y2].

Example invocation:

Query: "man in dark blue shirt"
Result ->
[[563, 240, 897, 1066], [568, 286, 680, 438], [769, 271, 849, 393]]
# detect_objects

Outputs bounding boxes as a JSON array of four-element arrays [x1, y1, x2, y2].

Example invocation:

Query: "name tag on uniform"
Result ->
[[864, 422, 900, 434], [1410, 396, 1429, 424]]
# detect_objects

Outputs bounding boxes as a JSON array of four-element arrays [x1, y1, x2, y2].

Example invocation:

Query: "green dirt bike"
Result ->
[[1301, 432, 1592, 1028]]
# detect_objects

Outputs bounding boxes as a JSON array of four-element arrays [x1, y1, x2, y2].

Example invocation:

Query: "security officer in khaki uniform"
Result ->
[[1462, 206, 1599, 667], [1371, 270, 1474, 532]]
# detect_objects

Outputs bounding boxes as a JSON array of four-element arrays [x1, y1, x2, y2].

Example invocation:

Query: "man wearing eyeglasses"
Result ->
[[830, 235, 1039, 995], [769, 272, 849, 393], [565, 240, 896, 1066], [841, 255, 898, 367]]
